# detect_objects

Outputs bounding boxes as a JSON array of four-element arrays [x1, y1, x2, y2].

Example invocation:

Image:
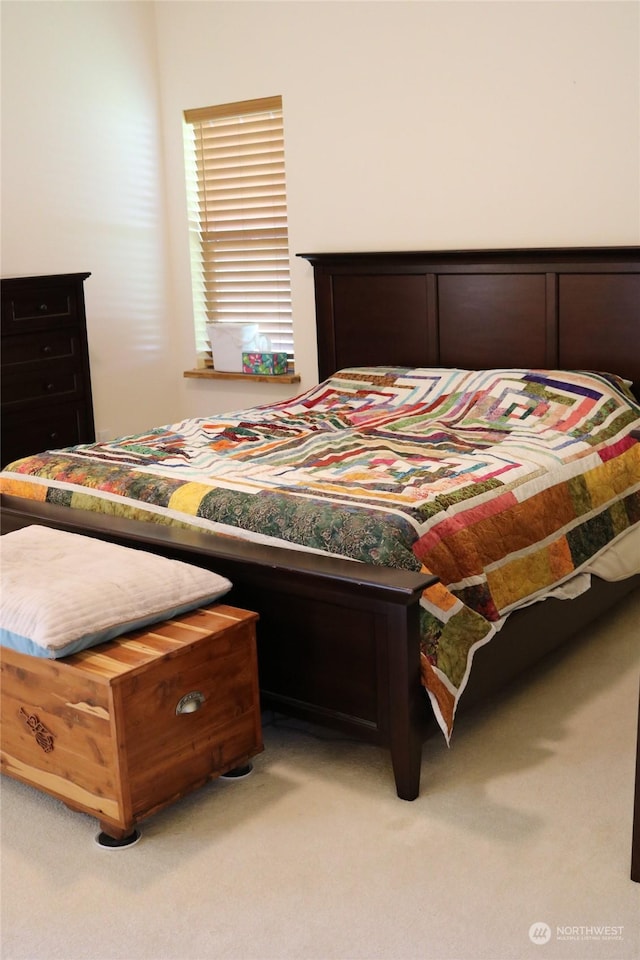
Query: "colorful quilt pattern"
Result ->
[[2, 367, 639, 737]]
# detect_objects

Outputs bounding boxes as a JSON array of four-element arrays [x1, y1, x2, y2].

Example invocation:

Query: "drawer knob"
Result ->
[[42, 345, 53, 354], [45, 382, 55, 391], [176, 691, 206, 715], [38, 303, 48, 312]]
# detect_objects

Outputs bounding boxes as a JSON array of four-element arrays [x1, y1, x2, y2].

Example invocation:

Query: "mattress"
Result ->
[[2, 367, 639, 737]]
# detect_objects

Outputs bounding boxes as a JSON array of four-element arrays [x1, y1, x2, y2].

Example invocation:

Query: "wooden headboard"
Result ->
[[298, 247, 640, 402]]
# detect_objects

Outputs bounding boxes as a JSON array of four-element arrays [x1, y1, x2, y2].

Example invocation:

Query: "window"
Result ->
[[183, 96, 293, 366]]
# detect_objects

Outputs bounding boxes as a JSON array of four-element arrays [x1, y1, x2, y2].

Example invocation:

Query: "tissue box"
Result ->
[[207, 323, 261, 373], [242, 352, 289, 376]]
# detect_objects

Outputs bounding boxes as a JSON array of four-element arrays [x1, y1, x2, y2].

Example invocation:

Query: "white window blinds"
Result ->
[[183, 96, 293, 359]]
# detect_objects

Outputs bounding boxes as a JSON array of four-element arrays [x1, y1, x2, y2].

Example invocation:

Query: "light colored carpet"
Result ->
[[1, 591, 639, 960]]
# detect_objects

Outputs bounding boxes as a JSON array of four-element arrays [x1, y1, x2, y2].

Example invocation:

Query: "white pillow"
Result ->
[[0, 525, 233, 659]]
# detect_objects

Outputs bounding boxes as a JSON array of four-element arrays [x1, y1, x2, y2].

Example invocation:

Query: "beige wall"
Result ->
[[1, 0, 180, 437], [2, 1, 639, 434]]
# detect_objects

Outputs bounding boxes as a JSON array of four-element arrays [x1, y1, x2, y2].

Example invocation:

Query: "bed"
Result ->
[[2, 246, 639, 801]]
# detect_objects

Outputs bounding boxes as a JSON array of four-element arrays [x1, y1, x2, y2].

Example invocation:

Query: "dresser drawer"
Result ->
[[1, 330, 81, 367], [1, 361, 85, 406], [1, 282, 78, 334], [1, 402, 93, 467]]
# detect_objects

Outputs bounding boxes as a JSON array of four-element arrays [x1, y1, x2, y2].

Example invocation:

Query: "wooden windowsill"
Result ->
[[184, 368, 301, 384]]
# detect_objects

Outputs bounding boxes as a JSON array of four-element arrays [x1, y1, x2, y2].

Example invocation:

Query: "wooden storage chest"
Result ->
[[0, 605, 262, 840]]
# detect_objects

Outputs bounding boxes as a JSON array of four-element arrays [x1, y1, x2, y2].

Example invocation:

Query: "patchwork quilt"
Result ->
[[2, 367, 639, 737]]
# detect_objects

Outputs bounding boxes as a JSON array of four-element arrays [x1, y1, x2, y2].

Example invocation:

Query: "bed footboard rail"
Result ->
[[0, 494, 437, 799]]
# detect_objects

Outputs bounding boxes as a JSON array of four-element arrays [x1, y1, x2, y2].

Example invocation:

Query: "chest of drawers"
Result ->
[[1, 273, 95, 467]]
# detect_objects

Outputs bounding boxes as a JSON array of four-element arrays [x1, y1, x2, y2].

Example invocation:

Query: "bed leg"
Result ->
[[631, 681, 640, 882], [386, 605, 424, 801], [390, 733, 422, 801]]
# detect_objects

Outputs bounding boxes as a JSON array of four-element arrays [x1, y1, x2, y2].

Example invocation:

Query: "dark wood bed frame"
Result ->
[[2, 246, 639, 806]]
